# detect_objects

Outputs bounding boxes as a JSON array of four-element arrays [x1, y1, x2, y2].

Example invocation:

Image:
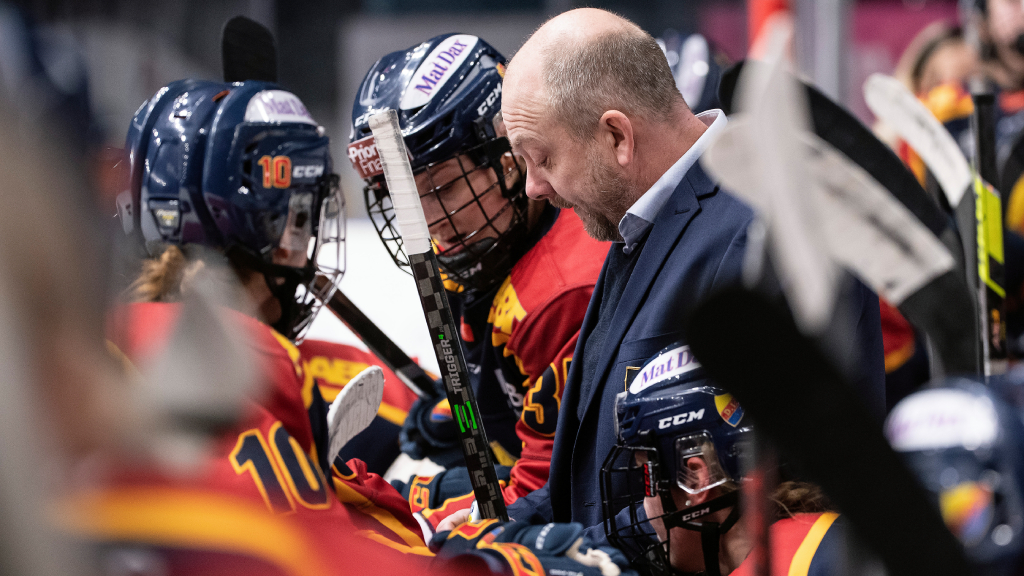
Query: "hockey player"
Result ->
[[886, 378, 1024, 575], [601, 343, 845, 576], [104, 77, 440, 569], [349, 33, 609, 524]]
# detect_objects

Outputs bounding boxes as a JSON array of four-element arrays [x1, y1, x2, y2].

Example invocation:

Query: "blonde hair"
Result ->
[[128, 245, 210, 303]]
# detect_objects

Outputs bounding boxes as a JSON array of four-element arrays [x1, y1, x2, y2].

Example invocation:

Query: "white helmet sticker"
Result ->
[[244, 90, 317, 125], [886, 389, 998, 452], [628, 345, 701, 395], [400, 35, 479, 111]]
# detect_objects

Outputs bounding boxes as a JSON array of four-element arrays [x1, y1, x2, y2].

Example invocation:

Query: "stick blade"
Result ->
[[222, 16, 278, 83]]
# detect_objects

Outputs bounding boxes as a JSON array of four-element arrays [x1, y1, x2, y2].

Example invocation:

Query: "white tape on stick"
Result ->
[[367, 110, 432, 255]]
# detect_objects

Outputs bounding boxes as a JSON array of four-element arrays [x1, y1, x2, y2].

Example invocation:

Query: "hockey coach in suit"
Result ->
[[492, 8, 886, 537]]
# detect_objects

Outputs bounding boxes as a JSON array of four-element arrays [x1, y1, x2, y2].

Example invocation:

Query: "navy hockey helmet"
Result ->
[[886, 378, 1024, 575], [349, 33, 526, 295], [601, 342, 752, 576], [118, 79, 345, 340]]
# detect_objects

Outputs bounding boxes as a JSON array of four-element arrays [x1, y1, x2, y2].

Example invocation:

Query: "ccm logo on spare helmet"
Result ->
[[658, 409, 704, 429]]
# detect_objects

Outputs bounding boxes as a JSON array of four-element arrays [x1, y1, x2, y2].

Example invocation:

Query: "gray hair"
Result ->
[[541, 22, 684, 141]]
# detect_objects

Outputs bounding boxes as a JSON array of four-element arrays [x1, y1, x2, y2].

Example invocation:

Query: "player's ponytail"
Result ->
[[129, 245, 205, 302]]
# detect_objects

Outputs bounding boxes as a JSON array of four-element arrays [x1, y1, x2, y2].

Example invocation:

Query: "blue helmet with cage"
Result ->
[[118, 79, 345, 339], [886, 378, 1024, 575], [349, 33, 527, 295], [601, 342, 752, 576]]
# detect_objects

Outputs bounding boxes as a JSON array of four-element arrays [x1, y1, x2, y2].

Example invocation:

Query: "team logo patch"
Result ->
[[431, 399, 453, 421], [400, 34, 479, 111], [244, 90, 316, 125], [628, 345, 700, 395], [715, 394, 743, 427], [496, 62, 506, 78], [940, 481, 994, 546]]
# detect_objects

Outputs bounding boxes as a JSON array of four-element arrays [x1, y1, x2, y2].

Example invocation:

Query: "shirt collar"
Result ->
[[618, 109, 727, 254]]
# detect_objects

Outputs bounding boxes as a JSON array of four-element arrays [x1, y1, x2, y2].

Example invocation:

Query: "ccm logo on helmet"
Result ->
[[293, 165, 324, 179], [658, 409, 705, 429], [680, 506, 712, 522], [477, 82, 502, 117]]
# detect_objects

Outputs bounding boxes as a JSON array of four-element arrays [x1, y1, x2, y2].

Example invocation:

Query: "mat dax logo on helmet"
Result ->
[[658, 408, 705, 429], [628, 345, 701, 394], [400, 35, 479, 110]]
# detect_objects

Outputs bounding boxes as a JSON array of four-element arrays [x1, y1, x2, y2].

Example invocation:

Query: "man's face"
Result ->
[[415, 153, 517, 254], [988, 0, 1024, 75], [637, 451, 712, 573], [503, 100, 631, 242]]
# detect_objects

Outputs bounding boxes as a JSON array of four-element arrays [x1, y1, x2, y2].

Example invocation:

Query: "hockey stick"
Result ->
[[315, 277, 435, 399], [719, 61, 980, 375], [367, 109, 508, 521], [222, 16, 278, 83], [969, 93, 1008, 372], [687, 288, 971, 576], [712, 59, 978, 374], [863, 74, 1006, 375]]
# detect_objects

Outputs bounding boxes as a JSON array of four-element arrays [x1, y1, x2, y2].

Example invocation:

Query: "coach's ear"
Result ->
[[598, 110, 634, 168]]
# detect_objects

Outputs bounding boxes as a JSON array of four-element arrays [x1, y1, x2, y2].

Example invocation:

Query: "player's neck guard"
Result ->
[[658, 492, 741, 576], [224, 244, 317, 340]]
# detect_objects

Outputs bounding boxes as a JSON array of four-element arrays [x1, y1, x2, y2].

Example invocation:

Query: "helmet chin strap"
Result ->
[[659, 491, 741, 576], [225, 244, 315, 339]]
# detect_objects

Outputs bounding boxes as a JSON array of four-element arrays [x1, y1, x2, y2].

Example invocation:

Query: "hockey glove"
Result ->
[[432, 519, 634, 576], [398, 395, 464, 467]]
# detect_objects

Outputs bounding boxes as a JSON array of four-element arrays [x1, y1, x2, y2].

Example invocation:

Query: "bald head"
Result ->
[[505, 8, 685, 141]]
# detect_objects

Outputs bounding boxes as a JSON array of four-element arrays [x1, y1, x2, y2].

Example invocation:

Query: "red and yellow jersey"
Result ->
[[298, 339, 420, 473], [732, 513, 844, 576], [96, 303, 432, 571], [488, 207, 608, 499], [416, 207, 608, 524], [297, 339, 418, 430], [59, 470, 435, 576]]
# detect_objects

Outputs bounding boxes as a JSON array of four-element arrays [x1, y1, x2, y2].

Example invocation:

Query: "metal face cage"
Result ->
[[364, 136, 526, 295]]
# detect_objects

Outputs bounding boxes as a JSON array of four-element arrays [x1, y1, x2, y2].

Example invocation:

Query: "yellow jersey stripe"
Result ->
[[788, 512, 840, 576], [56, 487, 327, 576]]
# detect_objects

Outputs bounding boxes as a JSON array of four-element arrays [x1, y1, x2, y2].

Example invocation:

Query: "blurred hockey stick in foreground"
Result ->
[[696, 24, 971, 576], [367, 109, 508, 521], [864, 73, 1006, 376]]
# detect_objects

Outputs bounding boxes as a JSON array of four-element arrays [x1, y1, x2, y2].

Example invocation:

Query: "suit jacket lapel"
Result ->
[[576, 164, 714, 416]]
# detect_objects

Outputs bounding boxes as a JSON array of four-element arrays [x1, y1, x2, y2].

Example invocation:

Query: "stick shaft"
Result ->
[[970, 93, 1008, 376], [368, 109, 508, 520]]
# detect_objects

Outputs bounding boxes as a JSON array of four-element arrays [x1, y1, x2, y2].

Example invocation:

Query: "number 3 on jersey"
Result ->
[[230, 421, 331, 513]]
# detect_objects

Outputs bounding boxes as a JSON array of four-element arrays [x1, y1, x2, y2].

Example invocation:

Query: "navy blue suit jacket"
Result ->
[[506, 162, 885, 538]]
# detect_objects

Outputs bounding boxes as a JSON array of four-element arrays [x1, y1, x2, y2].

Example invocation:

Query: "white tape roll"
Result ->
[[367, 110, 433, 255]]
